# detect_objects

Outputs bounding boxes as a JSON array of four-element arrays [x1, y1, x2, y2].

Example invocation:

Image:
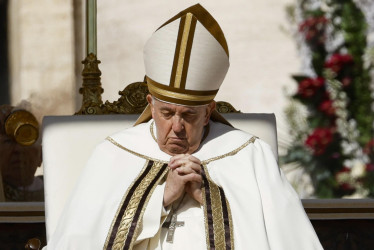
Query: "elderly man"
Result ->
[[46, 4, 323, 250]]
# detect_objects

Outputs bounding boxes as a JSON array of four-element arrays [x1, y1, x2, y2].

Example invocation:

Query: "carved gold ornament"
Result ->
[[5, 110, 39, 146]]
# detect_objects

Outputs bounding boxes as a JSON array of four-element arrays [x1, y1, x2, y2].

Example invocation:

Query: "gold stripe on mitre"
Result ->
[[158, 4, 229, 57], [147, 77, 218, 106], [170, 13, 197, 89]]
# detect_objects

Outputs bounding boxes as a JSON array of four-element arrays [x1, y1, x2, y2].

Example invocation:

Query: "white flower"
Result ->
[[333, 17, 342, 25], [343, 159, 355, 168], [351, 160, 366, 178], [339, 92, 347, 99]]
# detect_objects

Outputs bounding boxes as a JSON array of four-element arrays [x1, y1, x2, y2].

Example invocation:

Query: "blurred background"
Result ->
[[0, 0, 373, 204]]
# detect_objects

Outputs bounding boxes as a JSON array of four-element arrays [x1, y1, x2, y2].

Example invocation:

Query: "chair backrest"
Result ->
[[42, 113, 277, 240]]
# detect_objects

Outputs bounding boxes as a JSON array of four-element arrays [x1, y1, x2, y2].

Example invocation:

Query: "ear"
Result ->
[[204, 101, 216, 125], [146, 94, 155, 118], [146, 94, 153, 106], [146, 94, 154, 110]]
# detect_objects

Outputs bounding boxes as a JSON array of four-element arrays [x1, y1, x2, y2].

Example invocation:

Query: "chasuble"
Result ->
[[45, 119, 323, 250]]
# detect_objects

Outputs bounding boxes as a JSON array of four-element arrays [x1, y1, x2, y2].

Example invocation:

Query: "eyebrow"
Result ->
[[183, 109, 198, 114], [159, 106, 198, 114], [159, 107, 173, 112]]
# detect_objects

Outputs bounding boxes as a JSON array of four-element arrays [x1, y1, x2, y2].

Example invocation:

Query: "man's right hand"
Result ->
[[163, 154, 202, 207]]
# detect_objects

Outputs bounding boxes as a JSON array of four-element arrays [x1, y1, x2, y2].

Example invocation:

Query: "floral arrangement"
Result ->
[[282, 0, 374, 198]]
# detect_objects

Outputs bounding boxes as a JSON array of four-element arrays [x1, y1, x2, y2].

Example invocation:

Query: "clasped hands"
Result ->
[[163, 154, 203, 207]]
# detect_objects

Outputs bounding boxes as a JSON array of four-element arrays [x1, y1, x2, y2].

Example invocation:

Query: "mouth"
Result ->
[[168, 137, 186, 142]]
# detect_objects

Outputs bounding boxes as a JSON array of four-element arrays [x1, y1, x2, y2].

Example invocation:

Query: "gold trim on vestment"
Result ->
[[201, 163, 234, 249], [107, 135, 258, 166], [201, 171, 211, 249], [210, 175, 226, 249], [150, 121, 157, 143], [226, 194, 235, 248], [104, 160, 168, 250], [115, 161, 167, 249], [201, 136, 258, 165], [103, 160, 149, 249], [106, 137, 168, 164]]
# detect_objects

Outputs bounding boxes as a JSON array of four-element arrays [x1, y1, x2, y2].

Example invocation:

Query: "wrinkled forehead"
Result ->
[[152, 96, 210, 109], [152, 97, 210, 115]]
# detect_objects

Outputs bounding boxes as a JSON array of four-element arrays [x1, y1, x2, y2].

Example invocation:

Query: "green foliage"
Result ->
[[283, 0, 374, 198], [337, 1, 372, 145]]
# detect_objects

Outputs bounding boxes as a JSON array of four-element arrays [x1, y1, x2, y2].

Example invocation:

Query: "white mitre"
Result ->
[[135, 4, 231, 125]]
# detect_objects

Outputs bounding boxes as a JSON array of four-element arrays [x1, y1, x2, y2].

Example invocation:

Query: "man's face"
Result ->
[[147, 95, 215, 155]]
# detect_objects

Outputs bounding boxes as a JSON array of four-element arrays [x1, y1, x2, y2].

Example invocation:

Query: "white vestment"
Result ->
[[46, 119, 323, 250]]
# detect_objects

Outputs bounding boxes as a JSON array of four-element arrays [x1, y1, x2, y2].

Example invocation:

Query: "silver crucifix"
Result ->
[[162, 212, 185, 243]]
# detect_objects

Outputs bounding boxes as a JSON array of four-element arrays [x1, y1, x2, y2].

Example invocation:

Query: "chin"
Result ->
[[166, 145, 188, 155]]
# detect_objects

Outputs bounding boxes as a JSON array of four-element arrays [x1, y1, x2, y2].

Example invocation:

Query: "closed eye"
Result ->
[[182, 112, 198, 122], [160, 110, 174, 119]]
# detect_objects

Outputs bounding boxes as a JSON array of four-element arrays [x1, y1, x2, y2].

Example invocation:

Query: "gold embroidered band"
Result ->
[[200, 136, 258, 249], [201, 163, 234, 250], [147, 76, 218, 106], [201, 136, 258, 165], [106, 136, 168, 164], [104, 160, 168, 250]]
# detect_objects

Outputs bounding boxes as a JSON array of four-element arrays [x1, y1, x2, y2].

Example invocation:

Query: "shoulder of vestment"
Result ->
[[104, 119, 263, 163], [193, 121, 260, 162]]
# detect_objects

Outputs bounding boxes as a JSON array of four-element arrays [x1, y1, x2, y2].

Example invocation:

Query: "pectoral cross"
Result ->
[[162, 212, 185, 243]]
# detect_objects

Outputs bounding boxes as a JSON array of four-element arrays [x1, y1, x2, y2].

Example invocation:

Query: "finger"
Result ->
[[181, 173, 202, 184], [174, 155, 201, 165], [186, 181, 202, 191], [168, 154, 188, 168], [185, 182, 203, 204], [176, 165, 195, 175], [176, 164, 201, 175], [187, 155, 201, 165], [169, 154, 188, 163], [169, 168, 183, 177], [169, 156, 201, 170]]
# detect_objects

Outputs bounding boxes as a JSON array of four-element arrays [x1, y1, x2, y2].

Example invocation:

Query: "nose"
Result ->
[[171, 116, 184, 133]]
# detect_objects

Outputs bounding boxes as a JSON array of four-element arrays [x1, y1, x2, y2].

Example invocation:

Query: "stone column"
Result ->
[[8, 0, 76, 119]]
